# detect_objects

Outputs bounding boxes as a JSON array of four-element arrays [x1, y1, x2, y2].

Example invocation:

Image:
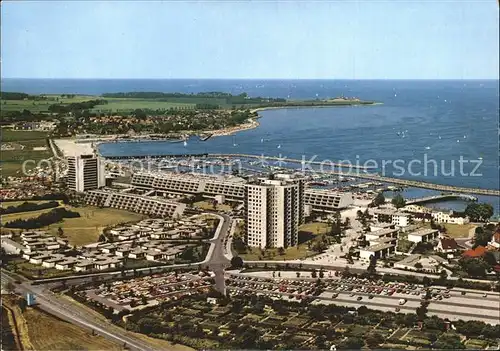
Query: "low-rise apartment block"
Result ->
[[131, 171, 353, 212], [373, 209, 412, 227], [84, 190, 186, 218]]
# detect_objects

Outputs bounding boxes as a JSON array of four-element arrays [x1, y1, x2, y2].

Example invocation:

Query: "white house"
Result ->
[[373, 209, 412, 227], [407, 229, 439, 243], [359, 243, 396, 261], [488, 232, 500, 249]]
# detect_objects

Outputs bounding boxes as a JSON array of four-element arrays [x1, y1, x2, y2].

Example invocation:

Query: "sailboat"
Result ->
[[261, 138, 264, 143], [277, 144, 281, 149], [183, 140, 187, 147], [233, 136, 238, 147]]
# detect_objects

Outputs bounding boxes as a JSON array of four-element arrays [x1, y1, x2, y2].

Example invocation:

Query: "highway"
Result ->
[[1, 272, 158, 351]]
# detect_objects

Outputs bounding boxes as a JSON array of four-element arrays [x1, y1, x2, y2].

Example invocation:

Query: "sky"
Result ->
[[1, 1, 499, 79]]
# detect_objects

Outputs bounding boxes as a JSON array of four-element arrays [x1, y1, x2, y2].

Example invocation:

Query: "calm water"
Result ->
[[3, 79, 498, 213]]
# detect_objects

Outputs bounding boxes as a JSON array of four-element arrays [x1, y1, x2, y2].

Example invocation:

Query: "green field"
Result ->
[[1, 95, 97, 113], [91, 98, 196, 112], [1, 129, 49, 142]]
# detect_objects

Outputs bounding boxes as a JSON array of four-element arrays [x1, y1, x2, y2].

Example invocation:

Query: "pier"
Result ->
[[406, 194, 478, 205]]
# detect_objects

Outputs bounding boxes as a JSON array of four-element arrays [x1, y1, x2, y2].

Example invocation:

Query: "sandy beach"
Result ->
[[53, 139, 95, 157]]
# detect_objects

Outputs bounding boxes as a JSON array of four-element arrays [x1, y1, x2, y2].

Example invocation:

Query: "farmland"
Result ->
[[0, 129, 52, 177], [91, 98, 196, 113]]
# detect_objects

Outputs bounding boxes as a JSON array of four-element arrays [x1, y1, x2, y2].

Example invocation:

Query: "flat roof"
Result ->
[[408, 228, 439, 237], [361, 243, 395, 252], [373, 209, 411, 216], [367, 228, 399, 236]]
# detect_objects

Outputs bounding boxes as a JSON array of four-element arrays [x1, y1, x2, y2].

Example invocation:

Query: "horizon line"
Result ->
[[1, 77, 499, 81]]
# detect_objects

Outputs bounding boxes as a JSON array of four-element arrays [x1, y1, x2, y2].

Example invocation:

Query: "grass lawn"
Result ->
[[1, 207, 59, 224], [465, 338, 489, 349], [1, 95, 101, 114], [238, 221, 331, 261], [240, 244, 312, 261], [1, 205, 145, 246], [193, 200, 232, 212], [423, 222, 475, 238], [299, 222, 330, 235], [44, 206, 147, 246]]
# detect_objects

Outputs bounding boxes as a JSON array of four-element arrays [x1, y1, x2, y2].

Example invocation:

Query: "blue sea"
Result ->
[[2, 79, 499, 213]]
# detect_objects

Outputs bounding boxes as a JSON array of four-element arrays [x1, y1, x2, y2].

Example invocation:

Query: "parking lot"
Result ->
[[226, 271, 500, 324]]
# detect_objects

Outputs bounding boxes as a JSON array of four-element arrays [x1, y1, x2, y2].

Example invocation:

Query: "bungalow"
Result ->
[[74, 260, 95, 272], [22, 251, 39, 260], [100, 244, 117, 254], [55, 259, 79, 270], [41, 255, 66, 268], [128, 248, 146, 259], [29, 254, 51, 265], [115, 247, 132, 258], [145, 250, 163, 261], [407, 229, 439, 243], [117, 231, 139, 241], [164, 247, 184, 260], [94, 259, 121, 270]]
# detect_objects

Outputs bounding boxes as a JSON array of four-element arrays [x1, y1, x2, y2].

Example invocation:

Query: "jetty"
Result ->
[[405, 194, 478, 205]]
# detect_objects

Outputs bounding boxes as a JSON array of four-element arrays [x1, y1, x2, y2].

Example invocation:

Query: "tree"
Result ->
[[365, 332, 384, 348], [434, 333, 465, 349], [338, 337, 364, 350], [372, 192, 386, 207], [230, 256, 243, 268], [416, 301, 429, 320], [277, 247, 285, 256], [465, 203, 494, 222], [311, 269, 317, 278], [391, 193, 406, 209], [414, 262, 423, 269], [57, 226, 64, 237], [473, 227, 493, 248]]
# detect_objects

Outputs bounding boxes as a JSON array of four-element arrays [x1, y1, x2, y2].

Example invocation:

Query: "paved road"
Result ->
[[1, 213, 234, 350], [1, 271, 158, 351]]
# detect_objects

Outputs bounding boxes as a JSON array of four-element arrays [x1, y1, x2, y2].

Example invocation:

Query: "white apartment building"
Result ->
[[245, 177, 304, 249], [303, 188, 354, 212], [66, 154, 105, 192], [131, 171, 350, 212], [84, 190, 186, 218], [373, 209, 412, 227]]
